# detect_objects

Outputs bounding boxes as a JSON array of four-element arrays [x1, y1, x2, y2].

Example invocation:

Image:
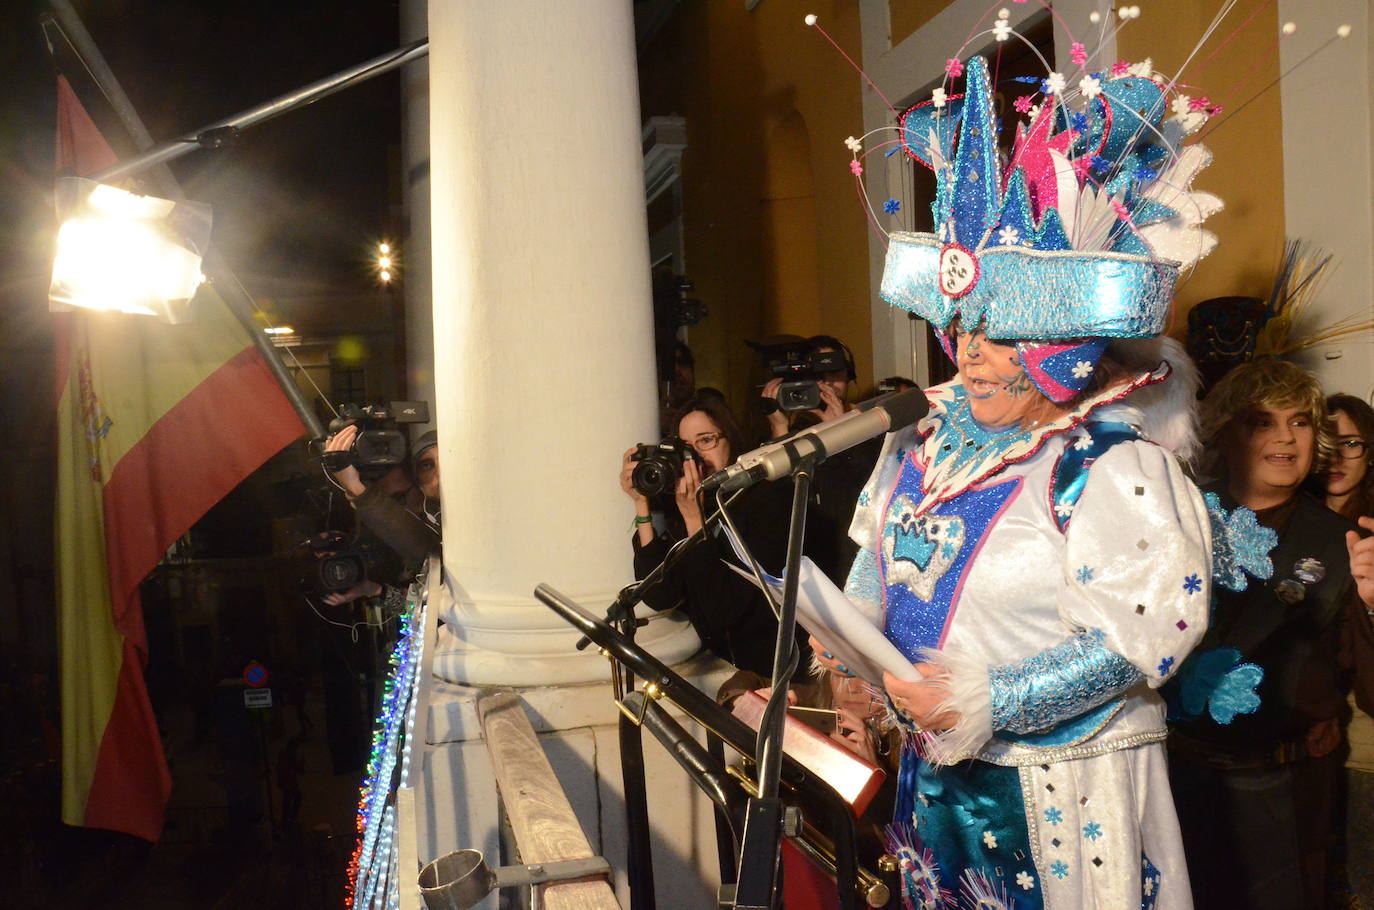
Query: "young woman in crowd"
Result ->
[[1324, 393, 1374, 521], [619, 395, 806, 676], [1169, 361, 1374, 909]]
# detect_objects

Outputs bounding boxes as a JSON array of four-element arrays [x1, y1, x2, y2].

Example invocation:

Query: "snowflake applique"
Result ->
[[1014, 95, 1033, 114], [1044, 807, 1063, 825], [1054, 500, 1075, 519], [993, 17, 1013, 41], [1144, 876, 1155, 896], [849, 159, 864, 176], [941, 540, 958, 559], [858, 491, 870, 506], [1183, 573, 1202, 595], [1072, 360, 1095, 380], [1129, 58, 1154, 78], [1158, 656, 1175, 676], [883, 198, 901, 214], [1076, 566, 1095, 584], [997, 225, 1021, 246], [945, 58, 964, 78], [1170, 94, 1193, 117], [1079, 75, 1103, 99], [1082, 821, 1103, 841], [1204, 492, 1277, 592], [1073, 431, 1093, 450], [1016, 871, 1035, 890], [932, 87, 948, 109], [1051, 860, 1070, 879], [1043, 72, 1066, 95], [844, 135, 863, 153], [1070, 42, 1087, 66], [1110, 60, 1132, 76], [983, 830, 997, 848]]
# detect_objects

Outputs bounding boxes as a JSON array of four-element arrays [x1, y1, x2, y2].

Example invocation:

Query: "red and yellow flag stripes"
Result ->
[[55, 76, 305, 841]]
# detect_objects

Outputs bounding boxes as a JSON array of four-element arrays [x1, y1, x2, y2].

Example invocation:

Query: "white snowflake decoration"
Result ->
[[993, 18, 1013, 41], [997, 225, 1021, 246], [844, 135, 863, 153], [982, 830, 998, 848], [1016, 870, 1036, 890], [1079, 75, 1103, 99], [932, 87, 948, 109], [1044, 72, 1066, 95], [1072, 360, 1095, 379]]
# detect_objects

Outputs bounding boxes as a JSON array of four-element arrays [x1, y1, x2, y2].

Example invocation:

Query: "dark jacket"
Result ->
[[1174, 489, 1374, 752], [349, 483, 441, 578]]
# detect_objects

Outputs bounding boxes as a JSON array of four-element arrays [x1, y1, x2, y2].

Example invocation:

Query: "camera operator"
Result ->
[[322, 426, 441, 601], [620, 396, 810, 676], [757, 334, 883, 582]]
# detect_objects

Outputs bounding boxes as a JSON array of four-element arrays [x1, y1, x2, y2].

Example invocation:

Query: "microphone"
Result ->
[[701, 387, 929, 494]]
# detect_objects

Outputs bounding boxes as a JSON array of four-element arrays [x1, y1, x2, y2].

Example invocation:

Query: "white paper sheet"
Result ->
[[719, 524, 920, 685]]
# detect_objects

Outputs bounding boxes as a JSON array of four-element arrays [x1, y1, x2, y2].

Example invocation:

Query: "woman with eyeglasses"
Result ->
[[1322, 393, 1374, 908], [1323, 394, 1374, 522], [1169, 359, 1374, 909], [619, 395, 808, 676]]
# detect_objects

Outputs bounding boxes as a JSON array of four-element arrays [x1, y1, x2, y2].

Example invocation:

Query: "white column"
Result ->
[[428, 0, 700, 684]]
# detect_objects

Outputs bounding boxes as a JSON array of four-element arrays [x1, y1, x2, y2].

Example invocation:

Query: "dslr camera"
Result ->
[[629, 438, 700, 498], [321, 400, 429, 473], [757, 341, 851, 413]]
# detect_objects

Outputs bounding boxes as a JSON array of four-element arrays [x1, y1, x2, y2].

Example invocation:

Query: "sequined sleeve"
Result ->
[[1057, 439, 1211, 686], [989, 629, 1143, 733]]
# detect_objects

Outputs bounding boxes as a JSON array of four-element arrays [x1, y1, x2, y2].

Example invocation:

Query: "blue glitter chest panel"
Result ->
[[881, 453, 1022, 659]]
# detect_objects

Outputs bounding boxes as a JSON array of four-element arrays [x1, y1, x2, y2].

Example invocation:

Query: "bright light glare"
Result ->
[[49, 180, 210, 321], [379, 269, 392, 283], [378, 255, 392, 269], [378, 242, 391, 255], [264, 326, 295, 335], [51, 215, 205, 317]]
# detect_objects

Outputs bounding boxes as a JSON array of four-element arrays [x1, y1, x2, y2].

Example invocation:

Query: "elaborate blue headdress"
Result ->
[[873, 48, 1221, 400]]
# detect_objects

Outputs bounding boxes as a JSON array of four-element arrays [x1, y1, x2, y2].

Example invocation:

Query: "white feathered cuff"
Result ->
[[902, 646, 994, 765]]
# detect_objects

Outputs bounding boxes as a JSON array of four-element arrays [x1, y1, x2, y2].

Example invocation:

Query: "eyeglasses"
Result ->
[[1333, 439, 1370, 460], [688, 433, 724, 452]]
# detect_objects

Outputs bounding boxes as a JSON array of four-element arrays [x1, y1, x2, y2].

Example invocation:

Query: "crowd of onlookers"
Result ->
[[623, 338, 1373, 910]]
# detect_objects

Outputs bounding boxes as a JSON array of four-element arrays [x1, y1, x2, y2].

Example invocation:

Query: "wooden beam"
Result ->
[[475, 689, 621, 910]]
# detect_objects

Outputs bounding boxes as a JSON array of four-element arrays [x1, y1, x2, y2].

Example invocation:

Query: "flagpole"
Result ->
[[45, 0, 431, 439]]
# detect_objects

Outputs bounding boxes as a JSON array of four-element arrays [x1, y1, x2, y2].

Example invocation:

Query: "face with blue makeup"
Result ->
[[953, 319, 1042, 429]]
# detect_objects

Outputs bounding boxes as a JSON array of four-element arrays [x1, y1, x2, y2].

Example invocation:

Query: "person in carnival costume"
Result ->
[[808, 13, 1241, 907]]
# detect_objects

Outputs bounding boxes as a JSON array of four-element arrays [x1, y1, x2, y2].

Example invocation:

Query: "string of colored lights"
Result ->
[[345, 584, 427, 910]]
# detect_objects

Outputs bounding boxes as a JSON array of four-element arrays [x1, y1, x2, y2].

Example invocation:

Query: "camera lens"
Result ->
[[632, 460, 672, 498]]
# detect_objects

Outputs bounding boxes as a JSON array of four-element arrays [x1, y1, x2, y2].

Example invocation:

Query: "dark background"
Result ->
[[0, 1, 409, 905]]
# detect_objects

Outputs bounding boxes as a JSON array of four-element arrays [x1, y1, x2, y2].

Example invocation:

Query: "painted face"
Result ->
[[954, 323, 1042, 428], [1223, 404, 1315, 502], [679, 410, 732, 474], [1325, 410, 1369, 498]]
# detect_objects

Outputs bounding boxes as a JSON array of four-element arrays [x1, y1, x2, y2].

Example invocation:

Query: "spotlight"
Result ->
[[49, 177, 212, 323]]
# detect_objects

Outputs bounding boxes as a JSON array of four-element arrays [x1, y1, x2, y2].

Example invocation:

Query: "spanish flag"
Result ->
[[55, 77, 305, 841]]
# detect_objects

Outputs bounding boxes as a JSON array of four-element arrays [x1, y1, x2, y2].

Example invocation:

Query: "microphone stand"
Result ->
[[731, 452, 816, 910]]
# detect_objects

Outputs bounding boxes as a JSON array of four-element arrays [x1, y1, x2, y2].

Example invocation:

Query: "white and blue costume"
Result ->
[[846, 373, 1211, 909]]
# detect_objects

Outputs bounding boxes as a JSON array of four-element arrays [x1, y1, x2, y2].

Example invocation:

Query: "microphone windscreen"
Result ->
[[883, 387, 931, 429]]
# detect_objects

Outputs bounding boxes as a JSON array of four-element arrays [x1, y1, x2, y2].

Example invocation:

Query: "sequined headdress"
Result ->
[[845, 14, 1224, 402]]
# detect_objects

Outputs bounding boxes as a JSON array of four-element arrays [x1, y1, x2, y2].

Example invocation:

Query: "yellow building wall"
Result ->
[[639, 0, 873, 422]]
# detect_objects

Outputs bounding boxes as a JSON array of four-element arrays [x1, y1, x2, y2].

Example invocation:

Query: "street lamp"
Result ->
[[375, 240, 398, 284]]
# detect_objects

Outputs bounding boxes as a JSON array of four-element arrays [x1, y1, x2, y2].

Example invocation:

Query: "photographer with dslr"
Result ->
[[757, 334, 882, 582], [620, 396, 808, 675], [322, 424, 441, 597]]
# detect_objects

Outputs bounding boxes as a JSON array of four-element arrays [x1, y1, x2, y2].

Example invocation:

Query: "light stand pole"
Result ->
[[46, 0, 430, 438]]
